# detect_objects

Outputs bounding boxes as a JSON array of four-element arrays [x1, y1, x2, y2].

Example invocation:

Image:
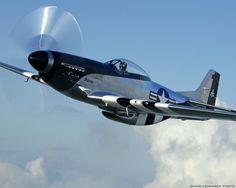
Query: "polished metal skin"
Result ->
[[1, 50, 236, 126]]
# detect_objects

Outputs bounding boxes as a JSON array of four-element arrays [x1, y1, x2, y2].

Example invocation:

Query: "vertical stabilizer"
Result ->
[[195, 70, 220, 105], [179, 70, 220, 105]]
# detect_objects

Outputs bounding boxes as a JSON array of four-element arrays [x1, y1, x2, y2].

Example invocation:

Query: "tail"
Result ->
[[180, 69, 220, 105]]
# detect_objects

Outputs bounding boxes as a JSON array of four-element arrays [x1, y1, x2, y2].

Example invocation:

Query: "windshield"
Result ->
[[107, 58, 150, 80]]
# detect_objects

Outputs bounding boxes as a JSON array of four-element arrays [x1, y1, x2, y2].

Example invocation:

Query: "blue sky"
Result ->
[[0, 1, 236, 188], [1, 1, 236, 101]]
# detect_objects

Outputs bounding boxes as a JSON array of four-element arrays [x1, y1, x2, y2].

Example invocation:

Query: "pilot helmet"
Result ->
[[119, 61, 127, 71]]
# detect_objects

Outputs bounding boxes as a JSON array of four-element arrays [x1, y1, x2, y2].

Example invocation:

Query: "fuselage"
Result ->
[[1, 50, 230, 126], [32, 51, 188, 108]]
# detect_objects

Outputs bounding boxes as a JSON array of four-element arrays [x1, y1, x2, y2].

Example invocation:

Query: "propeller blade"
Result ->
[[2, 6, 84, 113]]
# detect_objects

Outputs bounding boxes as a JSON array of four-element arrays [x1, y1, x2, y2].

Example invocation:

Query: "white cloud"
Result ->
[[0, 157, 46, 188], [0, 120, 154, 188], [3, 96, 236, 188], [137, 100, 236, 188], [26, 157, 45, 177], [0, 157, 113, 188]]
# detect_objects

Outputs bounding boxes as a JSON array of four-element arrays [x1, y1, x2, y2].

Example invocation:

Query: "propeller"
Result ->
[[2, 6, 84, 113], [11, 6, 83, 69]]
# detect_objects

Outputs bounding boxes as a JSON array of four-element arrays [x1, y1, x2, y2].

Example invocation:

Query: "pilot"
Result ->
[[119, 61, 127, 74]]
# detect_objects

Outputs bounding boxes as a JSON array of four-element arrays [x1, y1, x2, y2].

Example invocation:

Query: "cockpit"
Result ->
[[107, 58, 151, 81]]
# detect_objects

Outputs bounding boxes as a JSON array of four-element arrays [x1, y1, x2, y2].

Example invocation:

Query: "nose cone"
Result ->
[[28, 51, 54, 73]]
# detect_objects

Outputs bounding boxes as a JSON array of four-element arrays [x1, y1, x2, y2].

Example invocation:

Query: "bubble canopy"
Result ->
[[106, 58, 150, 81]]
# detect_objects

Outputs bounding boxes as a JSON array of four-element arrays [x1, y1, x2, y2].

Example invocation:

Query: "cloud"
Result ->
[[0, 156, 113, 188], [0, 157, 46, 188], [137, 100, 236, 188], [2, 86, 236, 188], [0, 120, 155, 188], [26, 157, 45, 177]]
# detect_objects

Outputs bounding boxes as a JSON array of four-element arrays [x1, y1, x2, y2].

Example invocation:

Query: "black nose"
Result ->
[[28, 51, 54, 73]]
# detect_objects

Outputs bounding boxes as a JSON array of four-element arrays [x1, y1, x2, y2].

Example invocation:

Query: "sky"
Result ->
[[0, 1, 236, 188]]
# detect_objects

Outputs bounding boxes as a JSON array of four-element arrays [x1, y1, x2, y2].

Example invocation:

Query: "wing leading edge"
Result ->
[[0, 62, 46, 84]]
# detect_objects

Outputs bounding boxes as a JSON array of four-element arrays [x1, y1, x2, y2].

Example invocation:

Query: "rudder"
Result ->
[[195, 69, 220, 105]]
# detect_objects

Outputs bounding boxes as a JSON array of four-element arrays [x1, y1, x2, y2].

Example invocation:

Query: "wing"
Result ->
[[150, 102, 236, 121], [0, 62, 46, 84], [88, 94, 236, 125]]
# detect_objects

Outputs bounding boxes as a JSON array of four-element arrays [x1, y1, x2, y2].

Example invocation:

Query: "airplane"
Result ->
[[1, 50, 236, 126], [1, 6, 236, 126]]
